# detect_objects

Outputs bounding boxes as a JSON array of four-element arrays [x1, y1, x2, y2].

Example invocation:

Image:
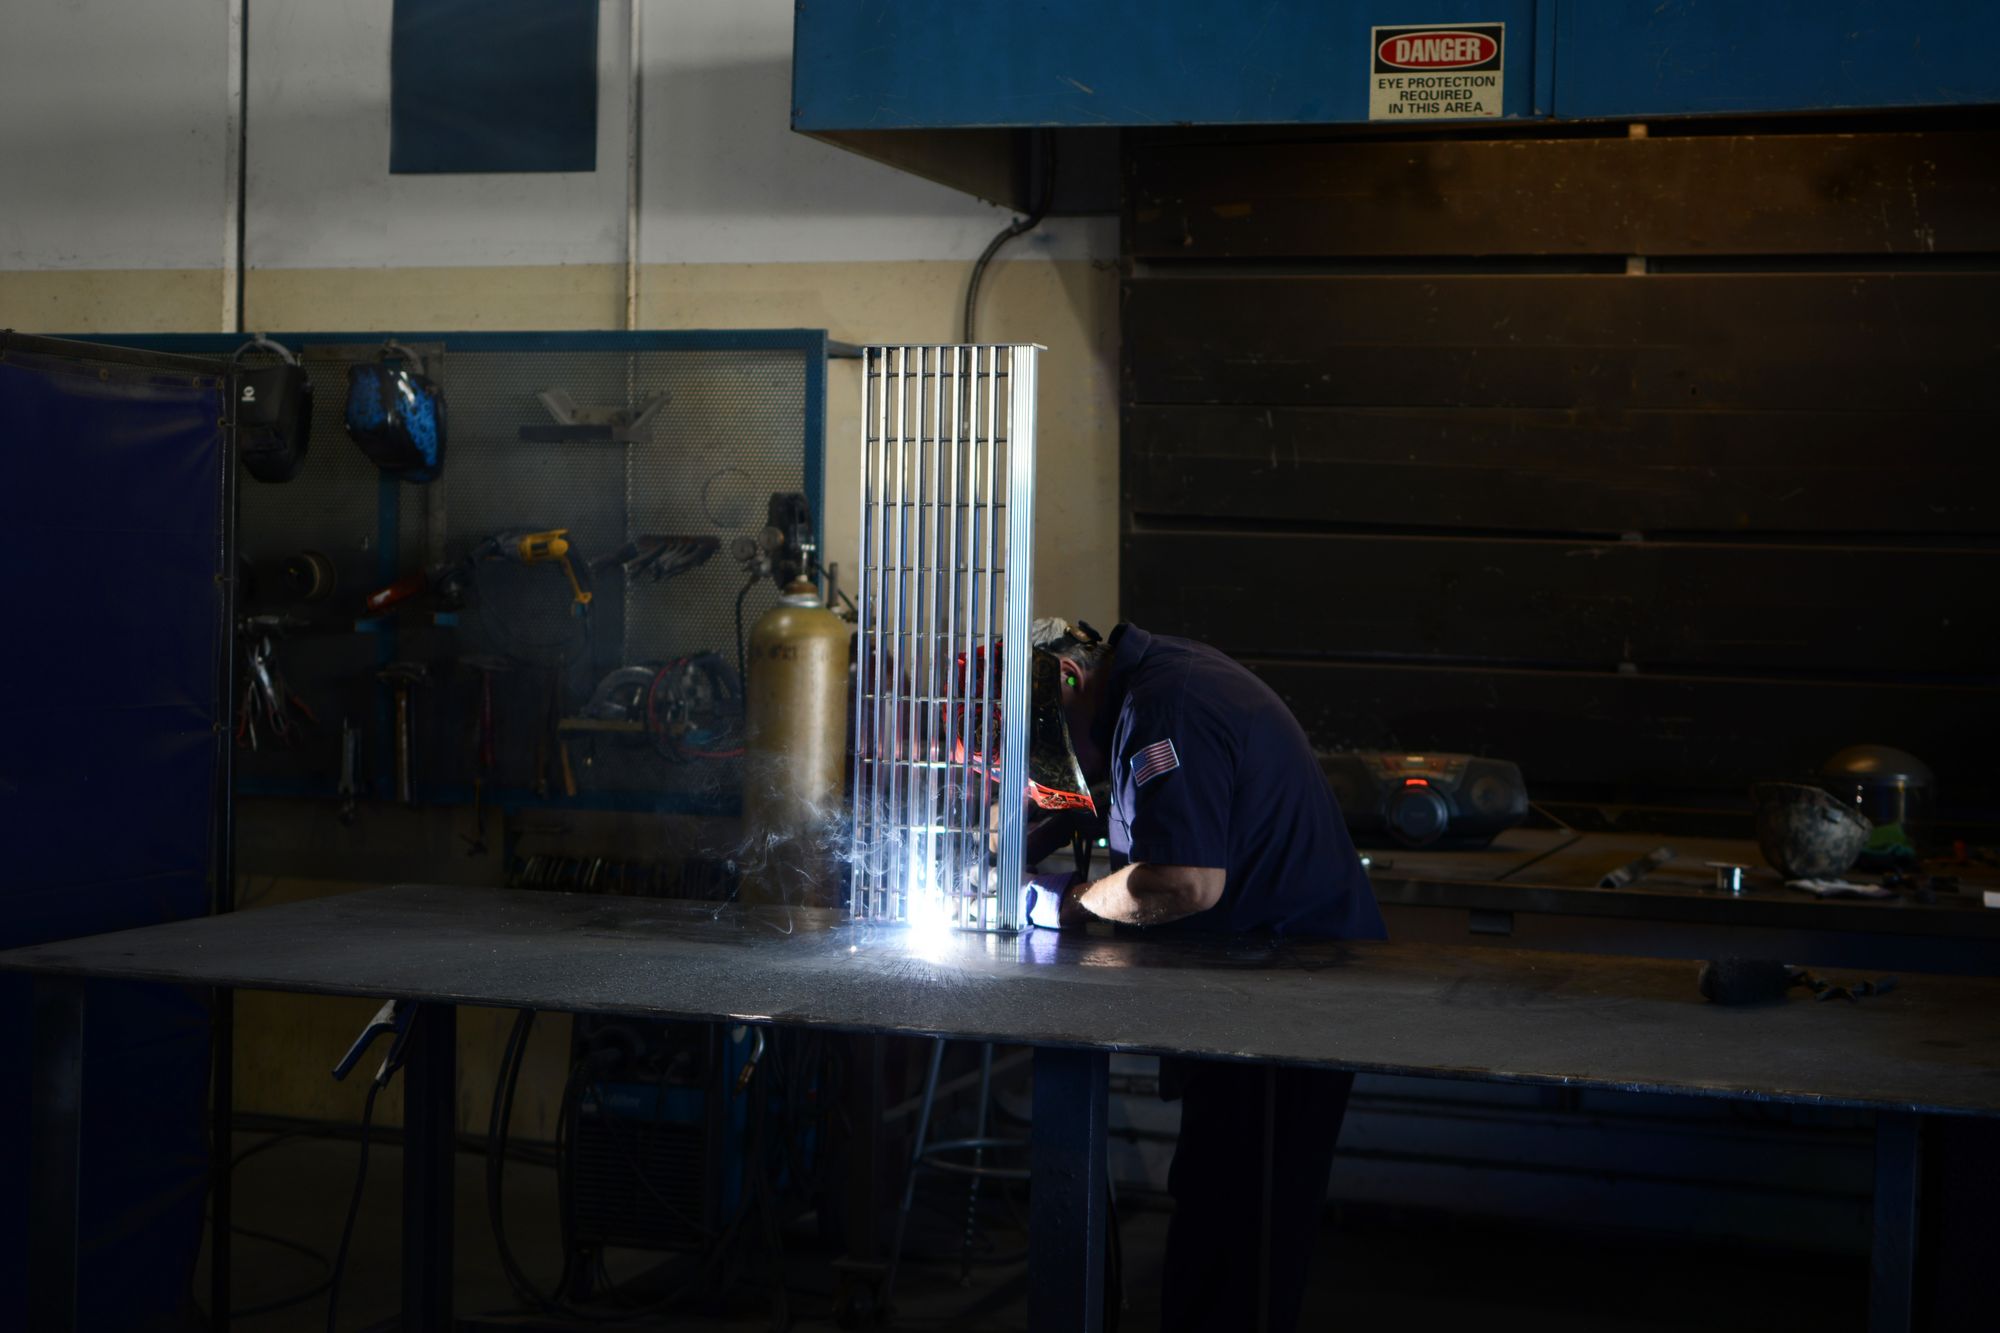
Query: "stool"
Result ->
[[882, 1038, 1030, 1309]]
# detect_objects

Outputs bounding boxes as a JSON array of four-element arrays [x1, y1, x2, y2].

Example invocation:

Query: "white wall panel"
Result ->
[[639, 0, 1111, 264], [244, 1, 630, 270], [0, 0, 231, 270], [0, 0, 1112, 274]]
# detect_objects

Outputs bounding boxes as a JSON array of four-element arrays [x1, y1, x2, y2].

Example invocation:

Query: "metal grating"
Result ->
[[850, 345, 1039, 932]]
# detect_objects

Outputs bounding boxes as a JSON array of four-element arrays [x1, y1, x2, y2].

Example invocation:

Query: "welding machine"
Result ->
[[1322, 751, 1529, 850], [564, 1017, 822, 1262]]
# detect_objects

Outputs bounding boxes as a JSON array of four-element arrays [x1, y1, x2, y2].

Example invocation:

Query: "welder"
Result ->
[[1021, 619, 1385, 1333]]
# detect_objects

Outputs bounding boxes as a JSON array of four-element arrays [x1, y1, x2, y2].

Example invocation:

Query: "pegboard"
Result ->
[[97, 330, 832, 815]]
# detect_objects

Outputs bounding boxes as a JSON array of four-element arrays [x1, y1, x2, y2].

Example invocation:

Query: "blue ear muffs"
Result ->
[[344, 340, 446, 483]]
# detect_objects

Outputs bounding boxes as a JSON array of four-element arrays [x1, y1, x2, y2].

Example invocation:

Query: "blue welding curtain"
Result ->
[[391, 0, 599, 173], [0, 344, 226, 1329]]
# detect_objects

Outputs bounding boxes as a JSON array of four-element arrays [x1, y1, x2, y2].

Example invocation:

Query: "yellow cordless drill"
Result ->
[[485, 529, 592, 607]]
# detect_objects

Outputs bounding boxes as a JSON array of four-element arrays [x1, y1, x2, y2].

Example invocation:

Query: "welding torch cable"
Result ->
[[486, 1039, 726, 1323], [186, 1223, 335, 1323], [486, 1012, 688, 1322], [485, 1017, 682, 1322], [484, 1019, 819, 1323], [323, 1077, 383, 1333], [227, 1117, 556, 1172], [487, 1007, 572, 1314], [962, 131, 1057, 344]]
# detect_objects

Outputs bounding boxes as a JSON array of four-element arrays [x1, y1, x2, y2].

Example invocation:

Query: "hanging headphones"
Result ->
[[344, 340, 447, 484], [231, 336, 314, 484]]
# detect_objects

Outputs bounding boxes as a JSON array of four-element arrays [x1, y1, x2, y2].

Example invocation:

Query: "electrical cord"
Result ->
[[734, 570, 760, 697], [646, 654, 745, 761], [962, 132, 1057, 343], [234, 1233, 333, 1319], [486, 1019, 708, 1325], [185, 1223, 336, 1323], [479, 1021, 838, 1327], [324, 1078, 383, 1333], [489, 1008, 571, 1314], [229, 1116, 557, 1172]]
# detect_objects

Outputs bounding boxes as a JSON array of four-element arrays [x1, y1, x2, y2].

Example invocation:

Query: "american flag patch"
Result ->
[[1131, 738, 1180, 787]]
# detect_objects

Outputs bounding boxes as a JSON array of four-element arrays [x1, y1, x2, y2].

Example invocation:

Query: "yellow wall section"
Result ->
[[0, 268, 226, 332]]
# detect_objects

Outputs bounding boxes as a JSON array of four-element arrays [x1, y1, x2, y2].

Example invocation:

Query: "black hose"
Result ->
[[734, 571, 760, 697], [325, 1079, 383, 1333], [489, 1008, 571, 1313], [962, 132, 1057, 344]]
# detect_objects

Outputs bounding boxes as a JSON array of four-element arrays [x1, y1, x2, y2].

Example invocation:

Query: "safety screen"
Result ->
[[850, 345, 1039, 931]]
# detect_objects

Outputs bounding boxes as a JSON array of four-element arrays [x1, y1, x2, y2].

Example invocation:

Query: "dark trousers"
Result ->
[[1159, 1060, 1354, 1333]]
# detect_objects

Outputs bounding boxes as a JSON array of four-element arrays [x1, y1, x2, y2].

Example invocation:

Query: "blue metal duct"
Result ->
[[795, 0, 1999, 133]]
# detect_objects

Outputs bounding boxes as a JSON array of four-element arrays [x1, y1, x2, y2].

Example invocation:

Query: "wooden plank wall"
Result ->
[[1120, 126, 2000, 803]]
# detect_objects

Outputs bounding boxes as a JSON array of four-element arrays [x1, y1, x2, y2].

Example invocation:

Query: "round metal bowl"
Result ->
[[1752, 782, 1873, 880]]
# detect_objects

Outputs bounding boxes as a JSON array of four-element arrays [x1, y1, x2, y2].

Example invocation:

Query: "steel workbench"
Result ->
[[1364, 829, 2000, 976], [6, 883, 1998, 1332]]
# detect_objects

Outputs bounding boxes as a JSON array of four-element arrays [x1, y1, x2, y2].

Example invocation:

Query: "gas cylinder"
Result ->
[[742, 578, 851, 908]]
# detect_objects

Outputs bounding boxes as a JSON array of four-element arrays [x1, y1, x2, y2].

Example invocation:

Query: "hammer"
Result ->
[[377, 662, 429, 804]]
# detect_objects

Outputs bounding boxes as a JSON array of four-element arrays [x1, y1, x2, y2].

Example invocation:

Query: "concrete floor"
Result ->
[[199, 1127, 1866, 1332]]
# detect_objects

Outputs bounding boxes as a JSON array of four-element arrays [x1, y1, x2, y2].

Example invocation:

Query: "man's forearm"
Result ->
[[1072, 862, 1224, 926]]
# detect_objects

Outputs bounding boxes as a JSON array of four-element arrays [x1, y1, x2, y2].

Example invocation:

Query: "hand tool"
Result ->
[[478, 529, 592, 608], [1796, 971, 1900, 1003], [363, 569, 432, 615], [236, 623, 316, 750], [1706, 862, 1751, 894], [1599, 845, 1675, 889], [337, 718, 358, 826], [377, 662, 429, 804], [595, 534, 718, 582], [460, 656, 512, 854]]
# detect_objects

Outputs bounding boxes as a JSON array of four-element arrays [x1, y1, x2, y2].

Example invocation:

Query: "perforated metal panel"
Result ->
[[111, 330, 828, 813]]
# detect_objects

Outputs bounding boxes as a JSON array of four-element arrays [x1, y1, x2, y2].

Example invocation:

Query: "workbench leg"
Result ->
[[1030, 1046, 1109, 1333], [210, 985, 233, 1328], [401, 1003, 456, 1331], [28, 977, 85, 1333], [845, 1033, 888, 1264], [1870, 1111, 1920, 1333]]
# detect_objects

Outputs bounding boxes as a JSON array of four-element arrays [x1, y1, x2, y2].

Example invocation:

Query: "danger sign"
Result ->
[[1369, 22, 1504, 121]]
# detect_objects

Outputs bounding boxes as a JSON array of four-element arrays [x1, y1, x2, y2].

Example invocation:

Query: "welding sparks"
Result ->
[[900, 845, 958, 959]]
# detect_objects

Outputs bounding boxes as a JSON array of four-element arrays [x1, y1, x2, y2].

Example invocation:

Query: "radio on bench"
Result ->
[[1322, 751, 1529, 850]]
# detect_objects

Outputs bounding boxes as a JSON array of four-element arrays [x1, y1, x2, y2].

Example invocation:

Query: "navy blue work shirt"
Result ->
[[1097, 624, 1385, 940]]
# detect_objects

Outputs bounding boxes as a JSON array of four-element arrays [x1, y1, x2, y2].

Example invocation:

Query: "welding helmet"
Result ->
[[344, 341, 446, 483], [1028, 619, 1100, 814], [231, 336, 313, 484]]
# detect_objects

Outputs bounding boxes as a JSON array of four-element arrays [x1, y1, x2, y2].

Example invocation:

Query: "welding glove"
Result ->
[[1023, 870, 1079, 930]]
